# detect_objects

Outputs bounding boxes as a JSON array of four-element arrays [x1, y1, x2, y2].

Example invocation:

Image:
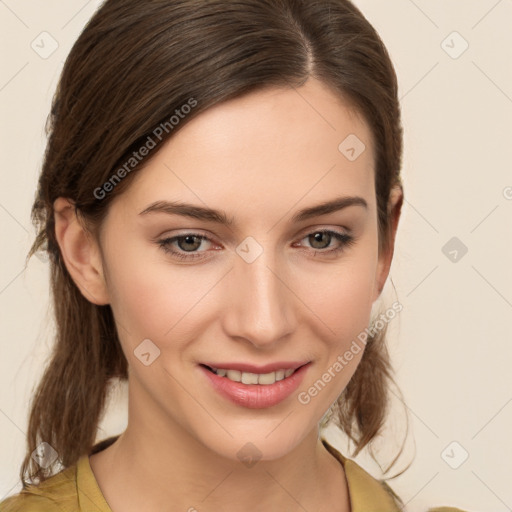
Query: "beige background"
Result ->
[[1, 1, 511, 510]]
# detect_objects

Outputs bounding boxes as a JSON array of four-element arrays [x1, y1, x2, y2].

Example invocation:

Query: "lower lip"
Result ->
[[199, 363, 311, 409]]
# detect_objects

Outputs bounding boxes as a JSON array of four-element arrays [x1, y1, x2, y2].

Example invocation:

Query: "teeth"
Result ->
[[212, 367, 296, 385]]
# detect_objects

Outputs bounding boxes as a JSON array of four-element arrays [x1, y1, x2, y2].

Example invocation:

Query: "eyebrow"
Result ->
[[138, 195, 368, 226]]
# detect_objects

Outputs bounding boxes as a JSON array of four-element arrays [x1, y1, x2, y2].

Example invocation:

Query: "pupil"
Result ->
[[180, 235, 201, 251], [311, 232, 328, 249]]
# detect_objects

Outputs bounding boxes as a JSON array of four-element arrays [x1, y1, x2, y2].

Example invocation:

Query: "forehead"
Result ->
[[113, 78, 375, 224]]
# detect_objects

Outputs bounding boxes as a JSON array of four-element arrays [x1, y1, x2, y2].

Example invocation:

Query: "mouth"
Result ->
[[199, 362, 309, 386], [199, 362, 312, 409]]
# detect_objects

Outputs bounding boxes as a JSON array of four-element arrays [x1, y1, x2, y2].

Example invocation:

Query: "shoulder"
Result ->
[[0, 464, 78, 512], [321, 437, 404, 510], [0, 493, 63, 511], [320, 437, 471, 512]]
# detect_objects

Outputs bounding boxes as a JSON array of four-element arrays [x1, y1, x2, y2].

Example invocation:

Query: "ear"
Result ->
[[53, 197, 110, 305], [372, 184, 403, 302]]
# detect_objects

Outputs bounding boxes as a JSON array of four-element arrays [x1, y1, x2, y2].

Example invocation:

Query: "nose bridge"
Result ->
[[227, 236, 294, 345]]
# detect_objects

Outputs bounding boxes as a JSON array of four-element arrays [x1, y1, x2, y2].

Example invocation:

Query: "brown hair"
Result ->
[[22, 0, 404, 488]]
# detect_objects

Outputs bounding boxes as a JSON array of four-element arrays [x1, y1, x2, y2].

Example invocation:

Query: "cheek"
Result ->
[[102, 239, 205, 353], [303, 266, 374, 328], [295, 241, 378, 400], [299, 244, 378, 341]]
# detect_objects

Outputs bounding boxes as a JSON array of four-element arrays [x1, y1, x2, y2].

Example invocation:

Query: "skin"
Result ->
[[54, 77, 402, 512]]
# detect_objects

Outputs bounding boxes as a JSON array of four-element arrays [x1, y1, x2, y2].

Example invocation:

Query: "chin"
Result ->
[[196, 425, 310, 465]]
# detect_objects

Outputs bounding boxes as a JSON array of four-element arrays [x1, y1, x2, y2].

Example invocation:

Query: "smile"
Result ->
[[199, 362, 311, 409], [204, 365, 297, 385]]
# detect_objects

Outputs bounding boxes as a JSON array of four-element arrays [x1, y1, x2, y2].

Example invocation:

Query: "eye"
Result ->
[[295, 230, 355, 257], [157, 233, 215, 261]]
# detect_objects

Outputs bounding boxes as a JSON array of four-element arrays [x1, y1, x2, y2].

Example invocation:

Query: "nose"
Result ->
[[223, 243, 295, 349]]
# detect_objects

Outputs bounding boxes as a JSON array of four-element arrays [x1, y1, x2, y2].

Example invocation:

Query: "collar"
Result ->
[[321, 437, 402, 511]]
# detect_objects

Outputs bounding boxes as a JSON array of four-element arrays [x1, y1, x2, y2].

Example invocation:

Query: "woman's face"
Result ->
[[94, 78, 397, 461]]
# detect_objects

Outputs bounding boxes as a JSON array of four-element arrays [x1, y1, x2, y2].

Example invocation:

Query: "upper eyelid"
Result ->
[[159, 223, 352, 239]]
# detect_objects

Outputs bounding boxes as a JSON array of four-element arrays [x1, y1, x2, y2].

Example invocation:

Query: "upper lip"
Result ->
[[201, 361, 310, 374]]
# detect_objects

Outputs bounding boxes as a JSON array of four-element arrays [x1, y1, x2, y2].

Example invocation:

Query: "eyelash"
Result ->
[[157, 229, 355, 261]]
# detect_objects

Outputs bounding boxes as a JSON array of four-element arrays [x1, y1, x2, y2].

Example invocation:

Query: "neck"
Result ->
[[89, 383, 350, 512]]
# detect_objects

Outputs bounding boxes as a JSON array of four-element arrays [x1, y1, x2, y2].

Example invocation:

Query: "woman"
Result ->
[[1, 0, 469, 510]]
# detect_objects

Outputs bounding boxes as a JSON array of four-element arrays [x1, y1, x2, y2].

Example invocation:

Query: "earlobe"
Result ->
[[53, 197, 110, 305], [373, 185, 404, 302]]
